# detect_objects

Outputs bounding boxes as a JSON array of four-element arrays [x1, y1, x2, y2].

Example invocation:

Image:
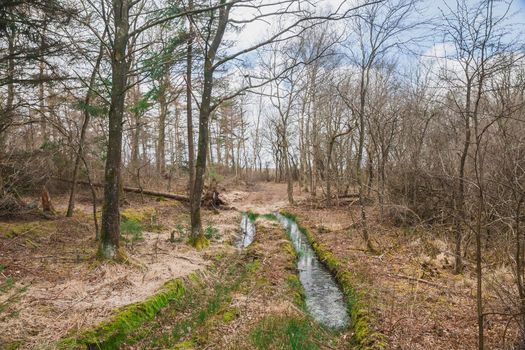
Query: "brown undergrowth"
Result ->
[[287, 205, 518, 350]]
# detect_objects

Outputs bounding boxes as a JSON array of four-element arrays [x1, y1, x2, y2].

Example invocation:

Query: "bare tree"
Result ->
[[340, 0, 419, 251]]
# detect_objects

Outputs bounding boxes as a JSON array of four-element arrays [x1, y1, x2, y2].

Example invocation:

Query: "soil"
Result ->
[[222, 181, 305, 213]]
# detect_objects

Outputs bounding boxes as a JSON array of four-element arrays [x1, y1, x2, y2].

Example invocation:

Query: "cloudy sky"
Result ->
[[227, 0, 525, 58]]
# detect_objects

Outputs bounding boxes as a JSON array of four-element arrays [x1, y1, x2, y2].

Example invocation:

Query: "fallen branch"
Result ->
[[385, 273, 443, 288], [54, 178, 190, 202]]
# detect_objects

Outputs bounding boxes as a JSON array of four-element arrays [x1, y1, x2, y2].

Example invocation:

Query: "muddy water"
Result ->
[[236, 213, 256, 248], [276, 213, 350, 329]]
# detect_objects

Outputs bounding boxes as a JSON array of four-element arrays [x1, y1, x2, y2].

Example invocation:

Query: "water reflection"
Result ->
[[236, 213, 256, 248], [276, 213, 350, 329]]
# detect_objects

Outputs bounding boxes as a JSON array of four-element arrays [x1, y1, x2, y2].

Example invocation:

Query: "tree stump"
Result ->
[[41, 185, 55, 215]]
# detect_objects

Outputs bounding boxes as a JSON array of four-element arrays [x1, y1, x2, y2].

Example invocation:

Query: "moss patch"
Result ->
[[114, 251, 257, 349], [121, 207, 156, 223], [247, 211, 277, 222], [0, 221, 56, 239], [189, 233, 209, 250], [57, 278, 188, 350]]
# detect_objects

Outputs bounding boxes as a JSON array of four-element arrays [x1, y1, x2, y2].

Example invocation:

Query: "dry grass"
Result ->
[[0, 191, 224, 350], [289, 204, 519, 350]]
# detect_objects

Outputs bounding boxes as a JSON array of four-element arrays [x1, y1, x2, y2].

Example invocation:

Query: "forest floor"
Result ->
[[0, 189, 241, 350], [0, 180, 518, 349]]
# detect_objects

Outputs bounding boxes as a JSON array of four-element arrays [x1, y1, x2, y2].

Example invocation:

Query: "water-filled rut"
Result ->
[[276, 213, 350, 329], [236, 212, 350, 329], [236, 213, 256, 248]]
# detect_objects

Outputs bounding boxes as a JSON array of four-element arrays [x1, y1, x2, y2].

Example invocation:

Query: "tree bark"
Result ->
[[0, 27, 15, 147], [455, 82, 472, 274], [99, 0, 130, 259], [156, 72, 169, 175], [357, 68, 373, 251], [190, 0, 231, 247], [186, 0, 195, 197]]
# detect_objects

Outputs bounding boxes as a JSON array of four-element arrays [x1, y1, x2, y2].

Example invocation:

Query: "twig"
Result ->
[[385, 273, 443, 288]]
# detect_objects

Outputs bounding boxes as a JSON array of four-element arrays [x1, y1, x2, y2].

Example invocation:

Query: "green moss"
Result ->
[[57, 277, 188, 350], [246, 259, 260, 272], [246, 211, 277, 222], [286, 274, 306, 308], [222, 308, 239, 322], [247, 211, 258, 222], [283, 241, 297, 260], [281, 211, 387, 350], [189, 234, 209, 250], [171, 340, 195, 349], [0, 221, 55, 239], [121, 207, 156, 223]]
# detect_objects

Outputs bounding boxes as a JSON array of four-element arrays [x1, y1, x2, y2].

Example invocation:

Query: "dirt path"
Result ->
[[117, 218, 350, 350], [223, 182, 303, 213]]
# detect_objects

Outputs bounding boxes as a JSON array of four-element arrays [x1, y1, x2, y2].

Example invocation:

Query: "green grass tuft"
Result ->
[[120, 218, 144, 243], [204, 225, 221, 240], [250, 316, 320, 350]]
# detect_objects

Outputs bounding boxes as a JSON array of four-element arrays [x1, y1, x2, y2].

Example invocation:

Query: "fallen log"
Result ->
[[54, 178, 190, 202]]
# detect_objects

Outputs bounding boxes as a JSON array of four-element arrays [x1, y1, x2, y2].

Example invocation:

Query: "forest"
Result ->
[[1, 0, 525, 349]]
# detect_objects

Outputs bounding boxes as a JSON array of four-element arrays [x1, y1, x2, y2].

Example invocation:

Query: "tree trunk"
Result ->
[[41, 185, 54, 214], [190, 1, 231, 247], [99, 0, 130, 260], [38, 19, 48, 145], [283, 136, 294, 205], [326, 139, 335, 207], [174, 101, 183, 170], [516, 200, 525, 340], [357, 68, 373, 251], [186, 0, 195, 197], [455, 85, 472, 274], [157, 73, 169, 175], [0, 28, 15, 148], [130, 80, 141, 169], [190, 63, 212, 247]]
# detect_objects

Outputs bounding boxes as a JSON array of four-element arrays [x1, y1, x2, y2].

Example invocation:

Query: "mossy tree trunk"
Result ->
[[156, 71, 169, 175]]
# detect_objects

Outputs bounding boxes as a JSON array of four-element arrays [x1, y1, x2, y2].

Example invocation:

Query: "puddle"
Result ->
[[236, 213, 256, 248], [276, 213, 350, 329]]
